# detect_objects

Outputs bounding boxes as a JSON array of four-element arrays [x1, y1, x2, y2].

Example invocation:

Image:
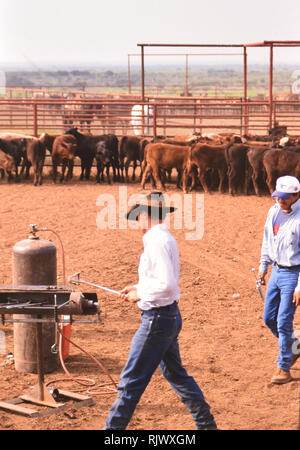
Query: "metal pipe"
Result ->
[[141, 44, 145, 101], [243, 46, 248, 135], [35, 317, 45, 401], [68, 272, 120, 296], [243, 46, 247, 101], [269, 44, 274, 130], [128, 54, 131, 94], [137, 43, 244, 47], [33, 103, 38, 137], [251, 268, 265, 301], [152, 104, 157, 138], [185, 54, 189, 96]]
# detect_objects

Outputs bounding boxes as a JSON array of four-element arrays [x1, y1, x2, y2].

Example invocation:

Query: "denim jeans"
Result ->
[[104, 302, 216, 430], [263, 264, 300, 371]]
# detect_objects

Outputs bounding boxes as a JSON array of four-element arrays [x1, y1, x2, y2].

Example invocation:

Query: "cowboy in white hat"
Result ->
[[104, 191, 217, 430], [258, 175, 300, 384]]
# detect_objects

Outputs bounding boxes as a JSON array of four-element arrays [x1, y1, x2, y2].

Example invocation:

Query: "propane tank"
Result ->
[[13, 225, 60, 373]]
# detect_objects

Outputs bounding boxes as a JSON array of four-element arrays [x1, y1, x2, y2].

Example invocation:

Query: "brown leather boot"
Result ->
[[271, 369, 292, 384]]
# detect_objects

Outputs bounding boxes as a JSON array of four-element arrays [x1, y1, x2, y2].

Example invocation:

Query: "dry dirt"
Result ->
[[0, 167, 299, 431]]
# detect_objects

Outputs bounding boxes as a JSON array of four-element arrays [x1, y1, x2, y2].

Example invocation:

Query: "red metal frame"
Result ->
[[137, 41, 300, 128]]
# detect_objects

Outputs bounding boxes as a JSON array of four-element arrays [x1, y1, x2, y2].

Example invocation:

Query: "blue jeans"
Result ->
[[263, 264, 300, 371], [104, 302, 216, 430]]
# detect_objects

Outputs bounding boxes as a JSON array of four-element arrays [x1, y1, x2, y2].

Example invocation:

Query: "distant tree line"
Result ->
[[3, 66, 296, 95]]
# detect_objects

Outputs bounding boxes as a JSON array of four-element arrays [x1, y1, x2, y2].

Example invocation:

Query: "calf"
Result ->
[[39, 132, 58, 154], [0, 149, 15, 181], [0, 137, 27, 181], [185, 143, 228, 193], [246, 146, 271, 196], [26, 139, 46, 186], [95, 140, 113, 184], [140, 143, 191, 191], [52, 134, 77, 183], [263, 149, 300, 194], [64, 128, 96, 180], [119, 135, 141, 182], [225, 143, 250, 195], [93, 134, 119, 182]]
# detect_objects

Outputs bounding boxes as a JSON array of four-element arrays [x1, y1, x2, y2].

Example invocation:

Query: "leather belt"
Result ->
[[275, 261, 300, 270], [150, 301, 178, 310]]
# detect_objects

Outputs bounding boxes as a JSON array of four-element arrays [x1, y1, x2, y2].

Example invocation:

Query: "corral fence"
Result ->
[[0, 93, 300, 138]]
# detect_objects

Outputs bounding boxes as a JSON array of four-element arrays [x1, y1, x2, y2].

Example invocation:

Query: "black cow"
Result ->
[[0, 137, 27, 181], [94, 134, 119, 184], [95, 141, 112, 184], [119, 136, 142, 182], [64, 128, 96, 180]]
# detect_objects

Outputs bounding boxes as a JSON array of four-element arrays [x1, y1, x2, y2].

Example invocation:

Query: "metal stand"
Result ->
[[0, 318, 94, 418]]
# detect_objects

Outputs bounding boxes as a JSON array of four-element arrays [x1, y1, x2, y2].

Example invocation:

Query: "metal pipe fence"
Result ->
[[0, 96, 299, 138]]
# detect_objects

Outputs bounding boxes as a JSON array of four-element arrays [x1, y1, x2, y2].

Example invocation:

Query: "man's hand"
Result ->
[[293, 291, 300, 307], [257, 271, 266, 285], [120, 285, 140, 303]]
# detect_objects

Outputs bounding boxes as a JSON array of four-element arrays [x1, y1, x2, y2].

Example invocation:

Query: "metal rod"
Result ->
[[185, 54, 189, 96], [243, 46, 248, 135], [251, 268, 265, 301], [137, 43, 244, 47], [269, 44, 274, 130], [141, 44, 145, 101], [152, 104, 157, 138], [77, 279, 120, 296], [128, 54, 131, 94], [1, 317, 100, 323], [35, 316, 44, 401], [68, 273, 120, 296]]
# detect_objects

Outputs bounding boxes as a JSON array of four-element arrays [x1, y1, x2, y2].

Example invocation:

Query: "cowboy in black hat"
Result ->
[[104, 191, 217, 430]]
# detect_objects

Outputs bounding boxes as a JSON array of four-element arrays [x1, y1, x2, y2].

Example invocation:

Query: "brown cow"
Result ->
[[141, 143, 191, 191], [246, 146, 271, 196], [26, 139, 46, 186], [0, 149, 15, 181], [39, 132, 58, 154], [51, 134, 77, 183], [185, 143, 228, 194], [263, 149, 300, 193], [225, 143, 250, 195], [119, 136, 142, 182]]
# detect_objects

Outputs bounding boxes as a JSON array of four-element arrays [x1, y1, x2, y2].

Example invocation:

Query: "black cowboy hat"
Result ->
[[126, 191, 177, 221]]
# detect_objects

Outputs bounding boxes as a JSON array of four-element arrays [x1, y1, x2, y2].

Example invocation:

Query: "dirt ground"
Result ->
[[0, 167, 299, 431]]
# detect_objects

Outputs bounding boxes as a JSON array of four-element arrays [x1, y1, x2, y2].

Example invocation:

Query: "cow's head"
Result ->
[[96, 142, 111, 165]]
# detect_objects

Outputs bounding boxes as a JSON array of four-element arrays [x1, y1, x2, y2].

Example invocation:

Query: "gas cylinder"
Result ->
[[12, 227, 60, 373]]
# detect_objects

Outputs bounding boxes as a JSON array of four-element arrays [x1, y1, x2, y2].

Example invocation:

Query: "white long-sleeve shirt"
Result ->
[[136, 223, 180, 310]]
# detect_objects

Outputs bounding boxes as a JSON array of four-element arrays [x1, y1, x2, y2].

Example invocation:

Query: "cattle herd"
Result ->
[[0, 125, 299, 196]]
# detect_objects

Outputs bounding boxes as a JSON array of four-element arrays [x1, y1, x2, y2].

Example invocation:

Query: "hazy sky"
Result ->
[[1, 0, 300, 68]]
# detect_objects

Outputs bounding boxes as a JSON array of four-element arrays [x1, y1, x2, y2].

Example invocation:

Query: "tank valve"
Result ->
[[29, 224, 39, 240]]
